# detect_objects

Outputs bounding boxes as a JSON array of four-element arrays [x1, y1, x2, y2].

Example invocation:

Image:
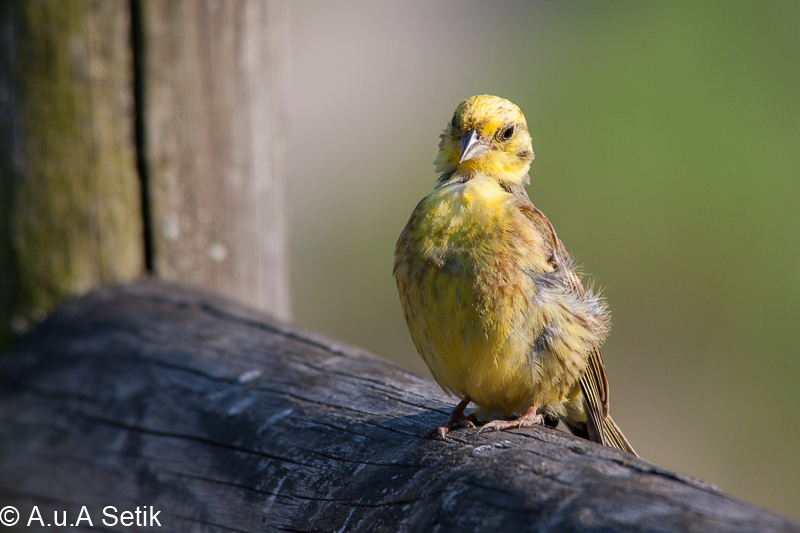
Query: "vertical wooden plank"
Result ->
[[142, 0, 291, 320], [0, 2, 16, 349], [0, 0, 143, 347]]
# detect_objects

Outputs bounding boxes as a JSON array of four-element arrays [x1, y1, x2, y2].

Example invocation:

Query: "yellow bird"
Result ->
[[393, 95, 636, 455]]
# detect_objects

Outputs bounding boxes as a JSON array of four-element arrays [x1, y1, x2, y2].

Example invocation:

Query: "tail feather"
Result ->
[[602, 415, 637, 456], [564, 415, 638, 457]]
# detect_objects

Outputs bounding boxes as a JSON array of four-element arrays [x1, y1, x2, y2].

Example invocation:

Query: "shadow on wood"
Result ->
[[0, 280, 796, 532]]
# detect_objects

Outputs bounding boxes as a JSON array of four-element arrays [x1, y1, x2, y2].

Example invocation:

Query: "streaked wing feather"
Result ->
[[517, 192, 611, 445]]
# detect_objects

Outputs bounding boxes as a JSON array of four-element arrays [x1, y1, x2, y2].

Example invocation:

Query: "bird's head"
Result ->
[[435, 95, 534, 187]]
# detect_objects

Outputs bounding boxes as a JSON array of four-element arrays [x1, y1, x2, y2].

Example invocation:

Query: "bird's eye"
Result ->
[[500, 125, 515, 141], [451, 114, 458, 128]]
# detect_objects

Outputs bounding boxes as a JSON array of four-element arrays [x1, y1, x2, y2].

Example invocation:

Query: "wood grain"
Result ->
[[141, 1, 291, 320]]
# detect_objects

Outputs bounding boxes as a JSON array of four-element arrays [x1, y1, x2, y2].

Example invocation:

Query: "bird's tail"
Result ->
[[602, 415, 637, 456], [564, 415, 638, 457]]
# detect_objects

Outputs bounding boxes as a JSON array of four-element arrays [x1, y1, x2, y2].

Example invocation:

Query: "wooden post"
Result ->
[[1, 281, 797, 532], [0, 1, 143, 347], [139, 1, 291, 321], [0, 0, 291, 349]]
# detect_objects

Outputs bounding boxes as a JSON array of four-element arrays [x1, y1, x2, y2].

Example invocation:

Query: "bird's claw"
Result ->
[[477, 406, 544, 433], [424, 401, 477, 439], [424, 416, 476, 439]]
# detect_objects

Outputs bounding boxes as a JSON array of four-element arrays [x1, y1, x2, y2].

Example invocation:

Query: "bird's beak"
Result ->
[[459, 130, 489, 163]]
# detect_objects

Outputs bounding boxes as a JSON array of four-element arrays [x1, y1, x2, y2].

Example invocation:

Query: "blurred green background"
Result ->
[[284, 0, 799, 520]]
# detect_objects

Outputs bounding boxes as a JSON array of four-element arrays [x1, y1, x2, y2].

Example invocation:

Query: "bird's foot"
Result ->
[[478, 404, 543, 433], [424, 397, 477, 438]]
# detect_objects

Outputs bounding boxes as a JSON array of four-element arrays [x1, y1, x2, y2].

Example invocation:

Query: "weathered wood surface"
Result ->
[[141, 0, 291, 320], [0, 281, 796, 532], [0, 0, 143, 347], [0, 0, 291, 350]]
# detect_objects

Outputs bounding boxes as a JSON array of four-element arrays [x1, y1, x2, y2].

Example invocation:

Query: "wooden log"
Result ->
[[0, 0, 143, 347], [0, 280, 796, 532], [139, 1, 291, 320]]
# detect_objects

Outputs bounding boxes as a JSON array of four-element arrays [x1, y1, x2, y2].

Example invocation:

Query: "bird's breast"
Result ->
[[394, 178, 548, 410], [412, 178, 511, 260]]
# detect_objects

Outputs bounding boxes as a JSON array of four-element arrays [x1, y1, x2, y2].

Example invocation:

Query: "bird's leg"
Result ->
[[479, 404, 544, 433], [424, 397, 477, 438]]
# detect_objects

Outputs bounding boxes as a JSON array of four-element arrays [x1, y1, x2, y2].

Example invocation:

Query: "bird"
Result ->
[[393, 95, 637, 455]]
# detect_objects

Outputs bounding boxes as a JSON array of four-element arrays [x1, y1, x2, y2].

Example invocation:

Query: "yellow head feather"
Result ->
[[434, 95, 535, 187]]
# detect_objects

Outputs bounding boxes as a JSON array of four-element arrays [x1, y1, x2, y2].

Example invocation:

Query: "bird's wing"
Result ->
[[557, 242, 609, 444], [516, 190, 610, 444]]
